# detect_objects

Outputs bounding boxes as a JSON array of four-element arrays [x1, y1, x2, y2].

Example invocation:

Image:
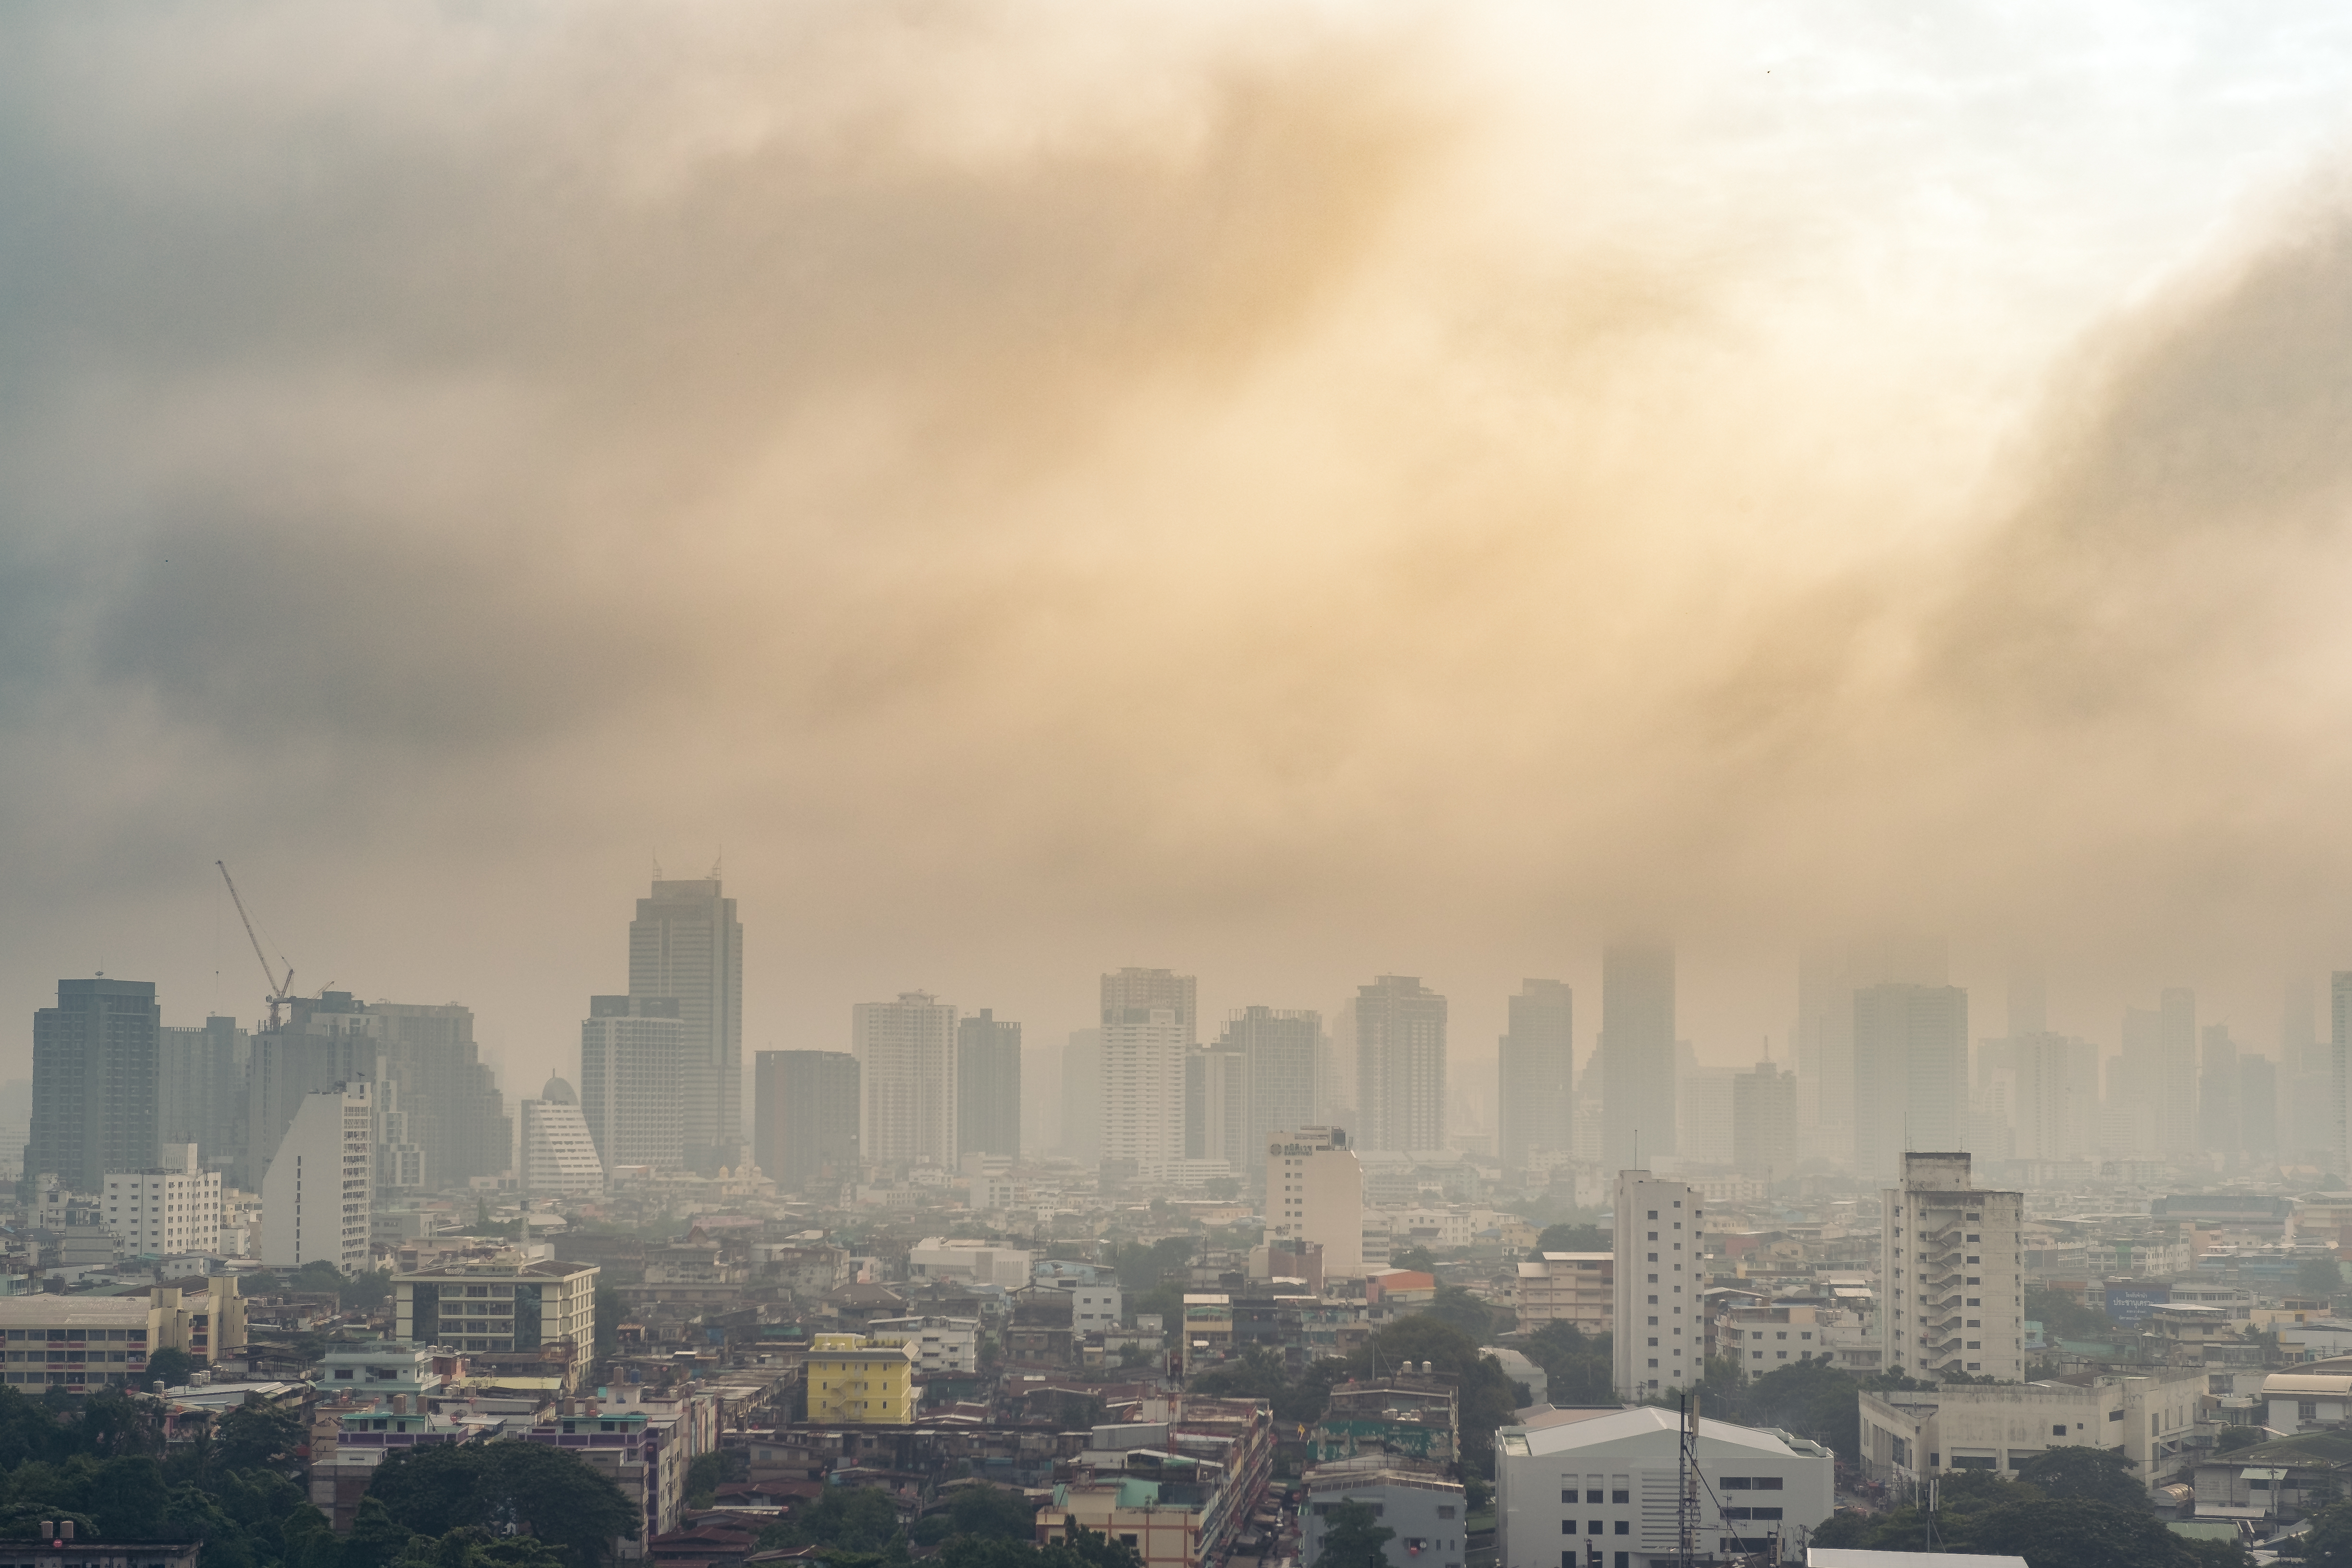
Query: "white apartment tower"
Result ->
[[103, 1144, 223, 1259], [262, 1081, 373, 1271], [580, 995, 686, 1171], [1880, 1151, 2025, 1382], [1265, 1126, 1365, 1278], [517, 1078, 606, 1194], [854, 991, 958, 1168], [627, 877, 743, 1175], [1614, 1168, 1705, 1399], [1102, 1005, 1187, 1180]]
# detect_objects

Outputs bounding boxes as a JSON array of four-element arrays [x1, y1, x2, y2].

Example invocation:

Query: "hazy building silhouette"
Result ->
[[1102, 1003, 1186, 1179], [1185, 1040, 1250, 1172], [1679, 1067, 1735, 1164], [2199, 1024, 2241, 1157], [517, 1077, 604, 1194], [1732, 1060, 1795, 1179], [1496, 979, 1573, 1172], [2241, 1053, 2279, 1164], [955, 1009, 1022, 1159], [2159, 987, 2199, 1156], [1354, 975, 1447, 1152], [628, 877, 743, 1175], [247, 995, 380, 1191], [1600, 943, 1676, 1171], [368, 999, 511, 1188], [1060, 1028, 1103, 1162], [580, 994, 686, 1171], [753, 1049, 860, 1190], [28, 978, 162, 1197], [159, 1013, 248, 1182], [1102, 968, 1197, 1043], [2332, 972, 2352, 1176], [854, 991, 957, 1168], [1852, 983, 1967, 1181], [1216, 1005, 1321, 1166]]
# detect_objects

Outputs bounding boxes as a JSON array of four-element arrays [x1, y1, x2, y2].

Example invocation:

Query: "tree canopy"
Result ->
[[368, 1441, 637, 1568], [1313, 1502, 1394, 1568]]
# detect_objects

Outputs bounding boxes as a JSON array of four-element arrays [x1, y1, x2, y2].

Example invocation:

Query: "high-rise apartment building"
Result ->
[[247, 996, 380, 1190], [104, 1145, 223, 1259], [1496, 980, 1573, 1172], [1678, 1068, 1735, 1163], [1265, 1126, 1364, 1278], [158, 1015, 248, 1182], [955, 1010, 1022, 1160], [1354, 975, 1447, 1152], [1879, 1152, 2023, 1381], [1600, 944, 1676, 1172], [1215, 1006, 1321, 1167], [854, 992, 957, 1168], [1102, 968, 1197, 1044], [262, 1081, 373, 1271], [2199, 1025, 2241, 1157], [1613, 1169, 1703, 1398], [2158, 987, 2199, 1156], [1060, 1029, 1103, 1162], [580, 995, 686, 1172], [1102, 1006, 1186, 1179], [516, 1078, 604, 1194], [1732, 1061, 1795, 1179], [29, 978, 162, 1197], [1851, 983, 1968, 1182], [368, 1000, 511, 1188], [628, 877, 744, 1175], [1793, 936, 1947, 1171], [752, 1050, 861, 1190], [1185, 1041, 1250, 1173]]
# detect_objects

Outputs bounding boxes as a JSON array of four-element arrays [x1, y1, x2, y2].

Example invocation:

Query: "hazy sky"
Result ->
[[9, 1, 2352, 1117]]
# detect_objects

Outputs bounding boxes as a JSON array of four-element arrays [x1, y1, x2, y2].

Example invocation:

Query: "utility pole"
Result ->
[[1678, 1392, 1699, 1566]]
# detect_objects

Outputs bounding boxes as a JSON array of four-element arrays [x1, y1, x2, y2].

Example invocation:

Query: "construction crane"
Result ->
[[215, 860, 297, 1030]]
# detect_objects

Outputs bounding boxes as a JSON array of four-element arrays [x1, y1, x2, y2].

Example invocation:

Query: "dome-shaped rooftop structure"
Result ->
[[540, 1076, 578, 1105]]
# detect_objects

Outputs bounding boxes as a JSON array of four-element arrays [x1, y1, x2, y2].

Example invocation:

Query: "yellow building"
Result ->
[[805, 1332, 916, 1424]]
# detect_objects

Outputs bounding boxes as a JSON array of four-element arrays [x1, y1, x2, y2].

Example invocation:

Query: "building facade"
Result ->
[[103, 1144, 223, 1259], [29, 977, 162, 1196], [1599, 944, 1676, 1173], [855, 992, 958, 1169], [158, 1014, 248, 1182], [805, 1331, 916, 1423], [1267, 1126, 1365, 1279], [1613, 1170, 1704, 1399], [1879, 1151, 2025, 1382], [1515, 1252, 1612, 1335], [628, 877, 744, 1175], [1217, 1006, 1321, 1165], [752, 1049, 861, 1190], [1852, 984, 1968, 1182], [1498, 980, 1573, 1173], [581, 995, 686, 1172], [1355, 976, 1448, 1153], [517, 1078, 605, 1193], [955, 1010, 1022, 1160], [261, 1081, 373, 1270], [394, 1256, 599, 1385], [1102, 1006, 1186, 1180], [1731, 1061, 1795, 1180]]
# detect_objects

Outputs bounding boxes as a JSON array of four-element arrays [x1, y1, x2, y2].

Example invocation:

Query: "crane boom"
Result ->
[[215, 860, 296, 1029]]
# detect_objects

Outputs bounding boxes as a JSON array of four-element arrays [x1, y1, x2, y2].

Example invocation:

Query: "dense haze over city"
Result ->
[[10, 0, 2352, 1110]]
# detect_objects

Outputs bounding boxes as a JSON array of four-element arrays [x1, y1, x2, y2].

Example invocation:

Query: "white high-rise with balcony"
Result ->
[[1880, 1151, 2024, 1382], [1101, 1006, 1186, 1180], [1614, 1168, 1704, 1399], [104, 1144, 222, 1260]]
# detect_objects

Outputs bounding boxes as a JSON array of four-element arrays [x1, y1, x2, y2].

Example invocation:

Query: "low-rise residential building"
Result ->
[[908, 1239, 1032, 1287], [1516, 1253, 1612, 1335], [1303, 1459, 1466, 1568], [866, 1315, 979, 1375], [0, 1277, 244, 1391], [104, 1147, 223, 1260], [1041, 1400, 1274, 1568], [1495, 1405, 1833, 1567], [1857, 1369, 2206, 1489], [393, 1255, 599, 1389], [1310, 1372, 1458, 1468], [1072, 1284, 1124, 1334], [2191, 1432, 2352, 1531], [2265, 1360, 2352, 1432], [806, 1332, 916, 1424]]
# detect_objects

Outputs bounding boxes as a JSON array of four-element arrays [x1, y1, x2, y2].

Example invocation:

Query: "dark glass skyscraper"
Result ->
[[29, 977, 161, 1194], [955, 1009, 1022, 1159], [1497, 979, 1573, 1171], [753, 1050, 860, 1190]]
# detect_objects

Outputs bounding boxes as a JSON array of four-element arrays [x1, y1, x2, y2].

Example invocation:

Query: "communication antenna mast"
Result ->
[[1678, 1393, 1700, 1566], [215, 860, 296, 1029]]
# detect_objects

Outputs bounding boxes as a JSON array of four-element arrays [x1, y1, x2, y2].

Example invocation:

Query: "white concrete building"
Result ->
[[1856, 1368, 2205, 1490], [580, 997, 687, 1172], [1303, 1459, 1467, 1568], [104, 1144, 222, 1260], [1102, 1005, 1186, 1180], [517, 1078, 605, 1194], [262, 1081, 372, 1270], [854, 992, 958, 1169], [1267, 1126, 1366, 1279], [1614, 1169, 1705, 1398], [1071, 1283, 1124, 1334], [1879, 1152, 2024, 1381], [908, 1237, 1032, 1287], [1496, 1405, 1833, 1567], [868, 1314, 980, 1373]]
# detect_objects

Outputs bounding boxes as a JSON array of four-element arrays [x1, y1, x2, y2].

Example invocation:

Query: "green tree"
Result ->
[[1423, 1287, 1503, 1342], [345, 1496, 419, 1568], [92, 1455, 168, 1539], [217, 1396, 302, 1472], [947, 1486, 1040, 1542], [368, 1441, 637, 1568], [1535, 1224, 1608, 1253], [1967, 1498, 2192, 1568], [2216, 1424, 2266, 1452], [2012, 1445, 2149, 1512], [1390, 1248, 1438, 1275], [2027, 1285, 2119, 1343], [2302, 1257, 2346, 1299], [144, 1348, 199, 1389], [1313, 1501, 1394, 1568], [2286, 1498, 2352, 1565]]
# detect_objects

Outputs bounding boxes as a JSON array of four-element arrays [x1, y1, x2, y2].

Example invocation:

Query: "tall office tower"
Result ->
[[1732, 1061, 1796, 1179], [1678, 1069, 1736, 1164], [752, 1050, 861, 1190], [955, 1010, 1022, 1160], [1102, 968, 1197, 1044], [2111, 1004, 2163, 1156], [1061, 1029, 1103, 1161], [2198, 1025, 2241, 1157], [2241, 1055, 2280, 1165], [29, 978, 163, 1196], [104, 1144, 223, 1260], [1613, 1169, 1704, 1398], [2286, 979, 2332, 1162], [369, 1000, 512, 1187], [376, 1078, 427, 1192], [628, 877, 744, 1175], [1101, 1006, 1186, 1179], [2000, 1033, 2099, 1162], [1265, 1126, 1365, 1278], [854, 991, 957, 1168], [1354, 975, 1447, 1152], [1496, 980, 1574, 1172], [1322, 1000, 1356, 1129], [1217, 1006, 1321, 1164], [2158, 988, 2199, 1156], [1878, 1151, 2024, 1382], [158, 1015, 249, 1181], [1600, 944, 1676, 1172], [579, 995, 687, 1171], [1851, 984, 1968, 1182], [1184, 1041, 1250, 1172], [246, 998, 381, 1191], [517, 1078, 605, 1194], [2332, 972, 2352, 1178], [261, 1080, 373, 1270]]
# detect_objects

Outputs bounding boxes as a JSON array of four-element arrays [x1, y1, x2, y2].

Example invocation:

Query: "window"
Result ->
[[1613, 1522, 1628, 1535], [2052, 1424, 2068, 1437], [1561, 1493, 1577, 1506], [1612, 1490, 1628, 1504], [1437, 1507, 1456, 1520], [1587, 1491, 1602, 1505]]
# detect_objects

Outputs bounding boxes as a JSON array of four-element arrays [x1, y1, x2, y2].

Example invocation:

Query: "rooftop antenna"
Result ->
[[653, 853, 664, 880], [709, 847, 723, 880]]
